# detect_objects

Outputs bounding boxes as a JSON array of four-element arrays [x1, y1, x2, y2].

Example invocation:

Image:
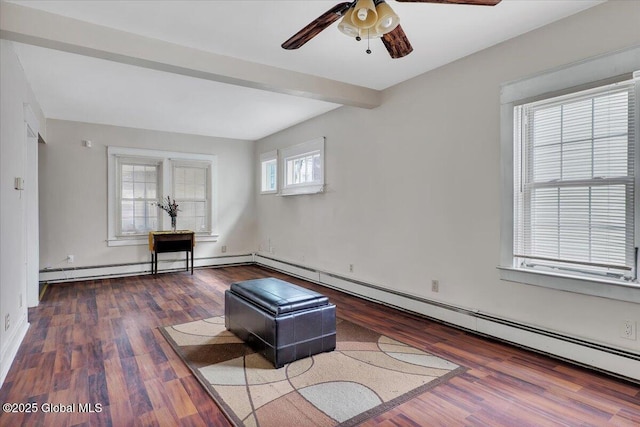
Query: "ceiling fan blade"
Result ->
[[381, 25, 413, 59], [282, 2, 352, 50], [395, 0, 501, 5]]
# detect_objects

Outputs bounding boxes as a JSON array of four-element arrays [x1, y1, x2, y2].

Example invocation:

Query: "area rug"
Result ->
[[160, 316, 465, 427]]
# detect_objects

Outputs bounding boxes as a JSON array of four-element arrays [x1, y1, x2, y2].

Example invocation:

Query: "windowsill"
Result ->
[[107, 233, 219, 247], [497, 266, 640, 303], [280, 183, 324, 196]]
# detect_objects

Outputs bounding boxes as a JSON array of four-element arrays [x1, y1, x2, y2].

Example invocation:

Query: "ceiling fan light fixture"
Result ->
[[281, 0, 501, 58], [352, 0, 378, 29], [337, 8, 360, 37], [374, 1, 400, 34], [359, 27, 384, 39]]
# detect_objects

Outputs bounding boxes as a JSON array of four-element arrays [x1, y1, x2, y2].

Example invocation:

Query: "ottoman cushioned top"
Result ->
[[230, 278, 329, 316]]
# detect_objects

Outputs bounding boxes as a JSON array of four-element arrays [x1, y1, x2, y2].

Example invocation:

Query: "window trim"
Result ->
[[514, 82, 636, 279], [280, 137, 325, 196], [259, 150, 278, 194], [499, 45, 640, 302], [107, 146, 218, 246]]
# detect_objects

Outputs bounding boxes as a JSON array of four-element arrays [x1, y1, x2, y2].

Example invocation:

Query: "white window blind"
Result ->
[[108, 147, 217, 245], [514, 79, 637, 280], [172, 162, 210, 232], [117, 158, 160, 235]]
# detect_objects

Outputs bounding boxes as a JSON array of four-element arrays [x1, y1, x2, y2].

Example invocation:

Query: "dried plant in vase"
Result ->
[[157, 196, 180, 231]]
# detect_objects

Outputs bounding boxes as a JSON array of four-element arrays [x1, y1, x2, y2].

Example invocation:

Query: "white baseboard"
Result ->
[[254, 254, 640, 383], [0, 315, 29, 387], [39, 254, 254, 283], [33, 252, 639, 382], [476, 318, 640, 381], [254, 255, 320, 283]]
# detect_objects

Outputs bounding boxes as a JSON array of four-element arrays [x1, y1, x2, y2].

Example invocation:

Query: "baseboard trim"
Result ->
[[254, 254, 640, 383], [32, 253, 639, 383], [0, 316, 29, 387], [39, 254, 254, 283]]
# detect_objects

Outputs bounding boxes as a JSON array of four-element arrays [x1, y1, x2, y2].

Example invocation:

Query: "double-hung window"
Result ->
[[514, 80, 637, 280], [500, 48, 640, 302], [117, 157, 160, 235], [172, 161, 211, 232], [108, 147, 217, 246]]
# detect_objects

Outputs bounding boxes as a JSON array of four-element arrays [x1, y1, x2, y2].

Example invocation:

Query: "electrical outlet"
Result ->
[[349, 264, 354, 273], [620, 320, 637, 340], [431, 280, 439, 293], [4, 314, 9, 331], [67, 254, 74, 263], [221, 245, 227, 253]]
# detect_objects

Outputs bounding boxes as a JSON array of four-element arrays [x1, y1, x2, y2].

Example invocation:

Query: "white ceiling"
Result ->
[[5, 0, 605, 140]]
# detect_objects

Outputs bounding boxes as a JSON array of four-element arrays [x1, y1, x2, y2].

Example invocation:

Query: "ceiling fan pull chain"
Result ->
[[366, 29, 372, 54]]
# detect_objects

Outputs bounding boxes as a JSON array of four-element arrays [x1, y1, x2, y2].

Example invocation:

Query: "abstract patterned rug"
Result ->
[[160, 316, 465, 427]]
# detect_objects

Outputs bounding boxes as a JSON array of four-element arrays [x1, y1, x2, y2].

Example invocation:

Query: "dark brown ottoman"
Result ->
[[224, 278, 336, 368]]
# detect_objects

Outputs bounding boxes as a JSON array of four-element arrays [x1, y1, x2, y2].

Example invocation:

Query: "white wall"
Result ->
[[39, 119, 256, 272], [255, 0, 640, 357], [0, 40, 46, 385]]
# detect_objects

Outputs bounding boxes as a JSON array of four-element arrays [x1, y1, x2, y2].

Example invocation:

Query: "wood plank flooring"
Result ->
[[0, 265, 638, 426]]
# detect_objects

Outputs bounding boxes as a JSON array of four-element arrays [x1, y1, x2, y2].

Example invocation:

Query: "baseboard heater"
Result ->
[[254, 254, 640, 384], [37, 252, 639, 383], [39, 254, 254, 283]]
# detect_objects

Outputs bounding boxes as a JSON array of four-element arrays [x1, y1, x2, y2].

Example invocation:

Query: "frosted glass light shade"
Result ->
[[337, 9, 360, 37], [352, 0, 377, 29], [374, 2, 400, 34]]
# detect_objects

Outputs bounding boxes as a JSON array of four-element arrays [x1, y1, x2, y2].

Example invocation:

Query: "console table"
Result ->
[[148, 231, 195, 275]]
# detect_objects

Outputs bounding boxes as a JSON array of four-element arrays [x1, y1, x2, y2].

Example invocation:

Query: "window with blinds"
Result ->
[[109, 147, 216, 243], [117, 159, 159, 235], [513, 79, 637, 280], [172, 162, 210, 233]]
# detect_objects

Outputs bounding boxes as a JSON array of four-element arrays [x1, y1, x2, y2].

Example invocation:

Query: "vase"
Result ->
[[171, 216, 177, 232]]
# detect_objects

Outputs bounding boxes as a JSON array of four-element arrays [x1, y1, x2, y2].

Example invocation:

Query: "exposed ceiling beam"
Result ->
[[0, 1, 381, 109]]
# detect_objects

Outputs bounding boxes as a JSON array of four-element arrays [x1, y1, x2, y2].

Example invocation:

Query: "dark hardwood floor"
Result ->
[[0, 265, 638, 426]]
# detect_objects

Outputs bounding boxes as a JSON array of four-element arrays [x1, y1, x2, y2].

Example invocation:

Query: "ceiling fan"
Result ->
[[282, 0, 502, 59]]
